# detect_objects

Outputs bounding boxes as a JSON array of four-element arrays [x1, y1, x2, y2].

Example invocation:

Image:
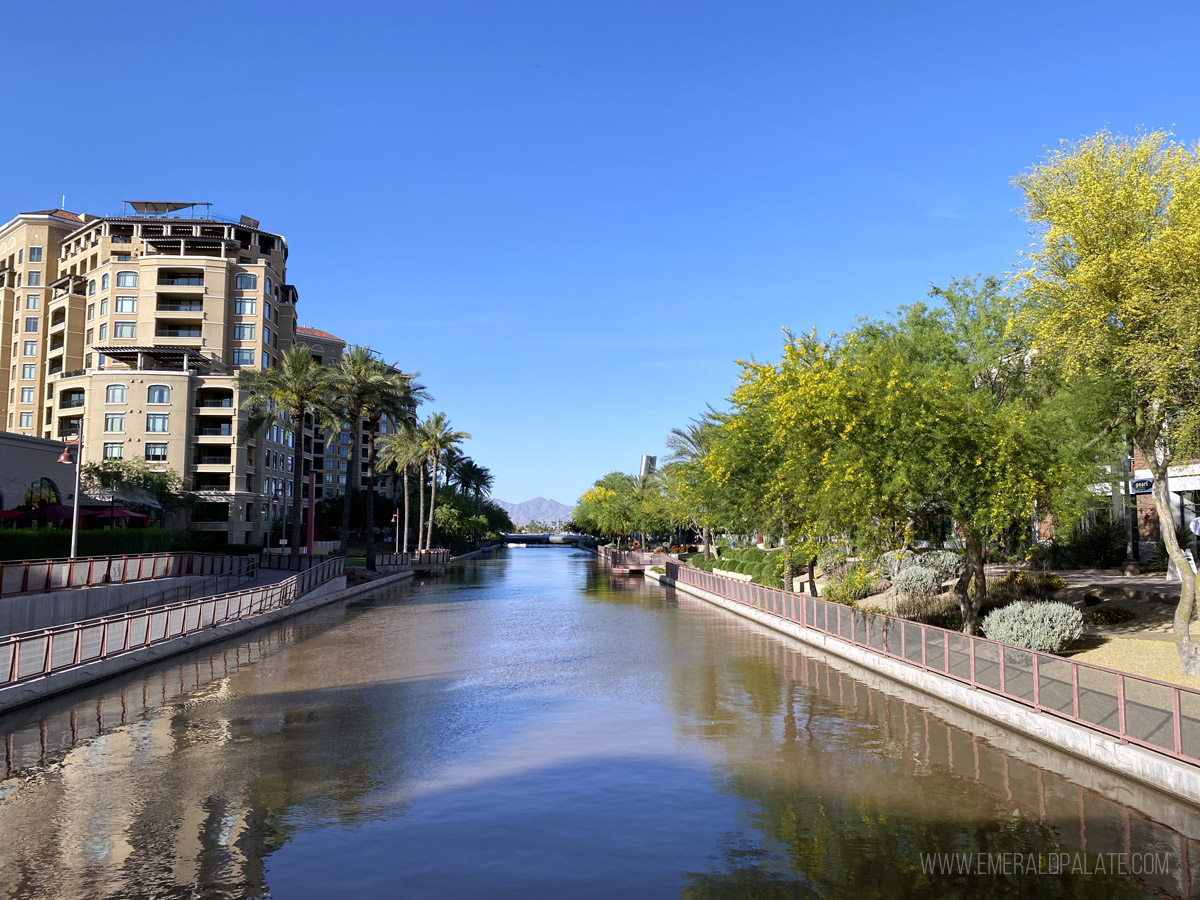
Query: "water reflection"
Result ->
[[0, 551, 1192, 899]]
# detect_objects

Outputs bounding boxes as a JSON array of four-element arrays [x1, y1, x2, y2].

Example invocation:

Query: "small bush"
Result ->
[[875, 549, 921, 578], [981, 601, 1083, 653], [989, 570, 1065, 604], [823, 564, 875, 605], [1083, 591, 1103, 607], [893, 566, 942, 600], [1085, 606, 1138, 627], [920, 550, 964, 584]]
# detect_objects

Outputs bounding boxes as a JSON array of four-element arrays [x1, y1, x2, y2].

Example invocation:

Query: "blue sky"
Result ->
[[5, 2, 1199, 504]]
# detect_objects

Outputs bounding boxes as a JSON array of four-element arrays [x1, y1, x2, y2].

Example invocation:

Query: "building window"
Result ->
[[101, 274, 110, 291], [235, 298, 255, 315], [147, 384, 170, 404], [21, 364, 34, 379], [26, 272, 40, 286], [28, 247, 42, 263], [116, 271, 138, 287], [236, 273, 257, 291], [100, 298, 109, 316], [266, 277, 272, 295], [85, 328, 93, 344], [265, 301, 272, 321], [114, 322, 136, 339], [23, 341, 36, 355], [234, 323, 255, 341], [98, 324, 107, 341], [146, 413, 169, 433], [145, 443, 168, 461], [115, 296, 136, 313], [19, 412, 32, 428], [26, 294, 38, 310], [20, 387, 33, 403], [114, 254, 131, 262], [233, 348, 253, 366], [103, 442, 123, 459], [87, 303, 94, 321], [88, 279, 96, 296], [106, 384, 126, 404], [24, 317, 37, 333], [262, 351, 270, 369], [104, 413, 125, 432]]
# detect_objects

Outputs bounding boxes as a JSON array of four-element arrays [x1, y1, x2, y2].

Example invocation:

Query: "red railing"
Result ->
[[648, 559, 1200, 767], [0, 557, 345, 688], [595, 546, 671, 568], [0, 552, 251, 598]]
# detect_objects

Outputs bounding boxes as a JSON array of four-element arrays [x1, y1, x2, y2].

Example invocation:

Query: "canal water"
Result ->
[[0, 549, 1195, 899]]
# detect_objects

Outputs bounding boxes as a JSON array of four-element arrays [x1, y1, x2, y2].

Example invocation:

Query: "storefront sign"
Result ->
[[1130, 478, 1154, 494]]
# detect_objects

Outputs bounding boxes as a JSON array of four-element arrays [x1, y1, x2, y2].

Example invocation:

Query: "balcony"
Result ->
[[156, 324, 202, 339], [190, 501, 229, 523], [59, 391, 85, 409], [193, 473, 232, 492], [193, 449, 232, 466], [195, 419, 233, 436], [156, 298, 203, 313], [157, 273, 204, 287], [196, 390, 234, 409]]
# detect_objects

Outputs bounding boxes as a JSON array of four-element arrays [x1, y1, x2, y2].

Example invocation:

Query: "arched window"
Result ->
[[236, 273, 257, 291], [105, 384, 126, 404], [88, 279, 96, 296], [101, 273, 109, 291], [147, 384, 170, 404], [116, 271, 138, 288]]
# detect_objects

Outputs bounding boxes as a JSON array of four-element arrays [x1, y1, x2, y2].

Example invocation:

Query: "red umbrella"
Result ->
[[0, 509, 24, 520], [86, 507, 149, 522]]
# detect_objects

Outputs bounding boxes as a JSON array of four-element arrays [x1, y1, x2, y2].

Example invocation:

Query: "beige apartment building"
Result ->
[[0, 202, 362, 546]]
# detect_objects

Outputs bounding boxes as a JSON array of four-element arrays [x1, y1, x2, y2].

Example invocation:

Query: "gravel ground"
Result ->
[[1063, 636, 1200, 689]]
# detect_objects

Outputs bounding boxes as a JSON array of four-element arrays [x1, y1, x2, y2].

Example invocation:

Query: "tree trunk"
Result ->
[[807, 557, 819, 597], [365, 418, 378, 572], [338, 418, 360, 557], [401, 464, 410, 555], [955, 528, 986, 635], [702, 526, 711, 560], [1142, 445, 1199, 674], [290, 412, 304, 557], [417, 461, 426, 553], [781, 527, 793, 592], [426, 454, 439, 550]]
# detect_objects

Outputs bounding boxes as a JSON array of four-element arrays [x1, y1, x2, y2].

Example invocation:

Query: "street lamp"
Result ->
[[57, 436, 82, 559]]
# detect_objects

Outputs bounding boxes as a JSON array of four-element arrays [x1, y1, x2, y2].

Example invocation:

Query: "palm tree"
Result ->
[[418, 413, 471, 551], [441, 446, 466, 489], [457, 459, 493, 499], [237, 346, 332, 557], [377, 422, 424, 556], [666, 410, 719, 560]]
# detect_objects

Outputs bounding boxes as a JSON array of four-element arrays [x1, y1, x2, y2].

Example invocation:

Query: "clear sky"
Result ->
[[5, 1, 1199, 505]]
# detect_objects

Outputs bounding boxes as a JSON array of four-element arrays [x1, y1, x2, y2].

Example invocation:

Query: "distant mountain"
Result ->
[[495, 497, 575, 528]]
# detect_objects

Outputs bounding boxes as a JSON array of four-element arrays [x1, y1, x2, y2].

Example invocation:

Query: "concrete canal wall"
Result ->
[[0, 569, 417, 715], [648, 570, 1200, 807]]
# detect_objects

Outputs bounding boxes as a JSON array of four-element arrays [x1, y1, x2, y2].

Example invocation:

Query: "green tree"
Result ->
[[377, 424, 425, 555], [80, 457, 195, 526], [417, 413, 471, 551], [1015, 129, 1200, 668], [237, 346, 332, 556]]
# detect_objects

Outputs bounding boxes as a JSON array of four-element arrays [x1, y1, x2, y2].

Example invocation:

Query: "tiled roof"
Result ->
[[22, 209, 83, 223], [296, 326, 344, 342]]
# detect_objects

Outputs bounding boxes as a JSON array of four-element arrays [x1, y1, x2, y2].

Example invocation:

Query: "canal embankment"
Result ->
[[643, 566, 1200, 806]]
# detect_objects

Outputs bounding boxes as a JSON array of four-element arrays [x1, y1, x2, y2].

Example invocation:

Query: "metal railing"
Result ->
[[595, 546, 671, 568], [105, 559, 258, 615], [0, 557, 345, 688], [651, 558, 1200, 767], [0, 553, 253, 599]]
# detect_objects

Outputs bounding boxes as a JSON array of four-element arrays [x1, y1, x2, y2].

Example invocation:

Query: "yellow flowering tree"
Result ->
[[1015, 130, 1200, 669]]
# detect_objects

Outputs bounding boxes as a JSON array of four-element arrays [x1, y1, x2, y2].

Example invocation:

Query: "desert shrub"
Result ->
[[1084, 606, 1138, 627], [823, 564, 875, 606], [1033, 520, 1126, 569], [988, 570, 1065, 604], [920, 550, 964, 584], [1146, 524, 1194, 573], [1083, 591, 1103, 606], [874, 549, 924, 579], [981, 601, 1083, 653], [893, 566, 941, 600]]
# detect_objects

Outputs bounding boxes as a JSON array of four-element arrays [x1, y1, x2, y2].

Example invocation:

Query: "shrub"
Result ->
[[823, 563, 875, 605], [1083, 591, 1103, 607], [740, 547, 767, 563], [981, 601, 1083, 653], [1084, 606, 1138, 627], [920, 550, 964, 584], [1146, 525, 1194, 573], [893, 566, 942, 600], [989, 570, 1065, 604], [875, 549, 919, 578]]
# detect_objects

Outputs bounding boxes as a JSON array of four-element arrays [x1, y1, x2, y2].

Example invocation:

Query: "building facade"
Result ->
[[0, 204, 338, 545]]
